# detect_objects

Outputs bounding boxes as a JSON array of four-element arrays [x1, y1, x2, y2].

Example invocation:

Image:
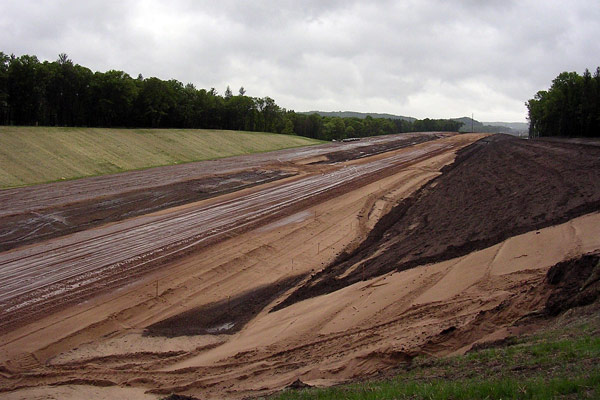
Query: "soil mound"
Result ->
[[275, 134, 600, 310], [545, 252, 600, 315]]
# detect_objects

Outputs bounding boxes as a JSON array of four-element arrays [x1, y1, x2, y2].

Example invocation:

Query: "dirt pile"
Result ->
[[545, 252, 600, 315], [276, 134, 600, 310]]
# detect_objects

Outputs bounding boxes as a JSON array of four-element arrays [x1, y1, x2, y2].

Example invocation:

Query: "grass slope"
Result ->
[[0, 126, 321, 188], [271, 312, 600, 400]]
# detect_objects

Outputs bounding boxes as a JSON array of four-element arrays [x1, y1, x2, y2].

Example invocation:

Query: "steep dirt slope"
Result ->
[[276, 135, 600, 309]]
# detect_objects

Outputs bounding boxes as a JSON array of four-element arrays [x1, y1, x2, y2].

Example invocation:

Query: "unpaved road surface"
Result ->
[[2, 133, 600, 400], [0, 132, 446, 252], [0, 169, 294, 252], [0, 133, 453, 332], [0, 132, 444, 217]]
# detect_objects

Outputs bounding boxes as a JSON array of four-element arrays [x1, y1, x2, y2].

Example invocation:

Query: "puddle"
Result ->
[[257, 210, 312, 232], [206, 322, 235, 334]]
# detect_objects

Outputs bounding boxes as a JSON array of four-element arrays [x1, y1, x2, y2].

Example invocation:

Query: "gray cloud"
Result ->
[[2, 0, 599, 122]]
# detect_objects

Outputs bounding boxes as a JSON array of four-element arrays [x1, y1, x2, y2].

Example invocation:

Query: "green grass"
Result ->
[[0, 126, 322, 188], [270, 320, 600, 400], [274, 374, 600, 400]]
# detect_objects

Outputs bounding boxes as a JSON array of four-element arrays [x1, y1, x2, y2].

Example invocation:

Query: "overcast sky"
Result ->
[[2, 1, 599, 122]]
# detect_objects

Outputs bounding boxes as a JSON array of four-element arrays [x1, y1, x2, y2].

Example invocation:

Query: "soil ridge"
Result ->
[[274, 134, 600, 311]]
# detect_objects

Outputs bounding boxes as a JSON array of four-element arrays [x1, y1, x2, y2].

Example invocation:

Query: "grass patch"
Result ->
[[275, 374, 600, 400], [270, 318, 600, 400], [0, 126, 322, 188]]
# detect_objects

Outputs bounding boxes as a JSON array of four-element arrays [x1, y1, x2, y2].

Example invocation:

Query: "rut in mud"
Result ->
[[275, 135, 600, 310], [0, 133, 446, 252], [0, 169, 292, 252]]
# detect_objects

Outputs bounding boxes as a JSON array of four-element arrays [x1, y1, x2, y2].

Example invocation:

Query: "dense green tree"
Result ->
[[138, 78, 178, 127], [323, 117, 345, 140], [2, 51, 465, 139], [7, 54, 43, 125], [90, 70, 137, 127], [224, 85, 233, 99], [527, 67, 600, 138], [0, 52, 10, 124]]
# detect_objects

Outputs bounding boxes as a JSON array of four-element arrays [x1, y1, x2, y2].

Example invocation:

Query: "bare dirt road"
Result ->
[[0, 132, 446, 252], [0, 133, 454, 332], [2, 133, 599, 400]]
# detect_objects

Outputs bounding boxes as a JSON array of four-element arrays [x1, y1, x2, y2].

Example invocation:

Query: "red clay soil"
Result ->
[[275, 134, 600, 310]]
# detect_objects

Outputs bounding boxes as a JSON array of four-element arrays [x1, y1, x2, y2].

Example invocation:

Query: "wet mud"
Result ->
[[145, 275, 306, 337], [0, 133, 445, 253], [317, 133, 446, 163], [0, 169, 292, 252]]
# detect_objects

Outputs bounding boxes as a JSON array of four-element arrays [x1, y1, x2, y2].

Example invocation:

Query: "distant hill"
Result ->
[[302, 111, 416, 122], [452, 117, 528, 136], [484, 121, 529, 132], [300, 111, 528, 136]]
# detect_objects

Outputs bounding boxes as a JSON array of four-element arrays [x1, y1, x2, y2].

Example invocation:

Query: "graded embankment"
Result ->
[[276, 134, 600, 309], [0, 126, 321, 187], [3, 134, 600, 400]]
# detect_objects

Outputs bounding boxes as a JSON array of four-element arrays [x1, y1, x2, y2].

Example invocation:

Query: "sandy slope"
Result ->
[[160, 213, 599, 393], [4, 212, 597, 400], [0, 135, 473, 397], [2, 133, 599, 399]]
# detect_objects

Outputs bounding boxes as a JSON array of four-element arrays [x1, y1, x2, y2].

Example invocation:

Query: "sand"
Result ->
[[2, 133, 599, 400]]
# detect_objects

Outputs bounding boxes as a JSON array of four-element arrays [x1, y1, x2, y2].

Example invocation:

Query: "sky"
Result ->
[[1, 1, 599, 123]]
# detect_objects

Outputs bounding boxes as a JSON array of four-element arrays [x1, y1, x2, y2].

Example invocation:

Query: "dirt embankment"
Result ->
[[545, 252, 600, 315], [144, 275, 306, 337], [275, 134, 600, 310], [2, 133, 600, 400]]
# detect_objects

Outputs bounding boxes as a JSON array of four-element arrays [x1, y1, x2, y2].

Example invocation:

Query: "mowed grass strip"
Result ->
[[0, 126, 322, 188]]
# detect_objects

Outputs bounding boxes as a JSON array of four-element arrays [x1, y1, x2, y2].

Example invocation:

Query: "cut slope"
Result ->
[[276, 134, 600, 310], [0, 127, 321, 187]]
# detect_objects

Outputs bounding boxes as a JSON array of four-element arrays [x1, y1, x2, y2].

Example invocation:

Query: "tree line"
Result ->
[[0, 52, 462, 140], [527, 67, 600, 138]]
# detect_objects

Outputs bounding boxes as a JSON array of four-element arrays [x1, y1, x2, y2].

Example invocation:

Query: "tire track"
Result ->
[[0, 141, 454, 331]]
